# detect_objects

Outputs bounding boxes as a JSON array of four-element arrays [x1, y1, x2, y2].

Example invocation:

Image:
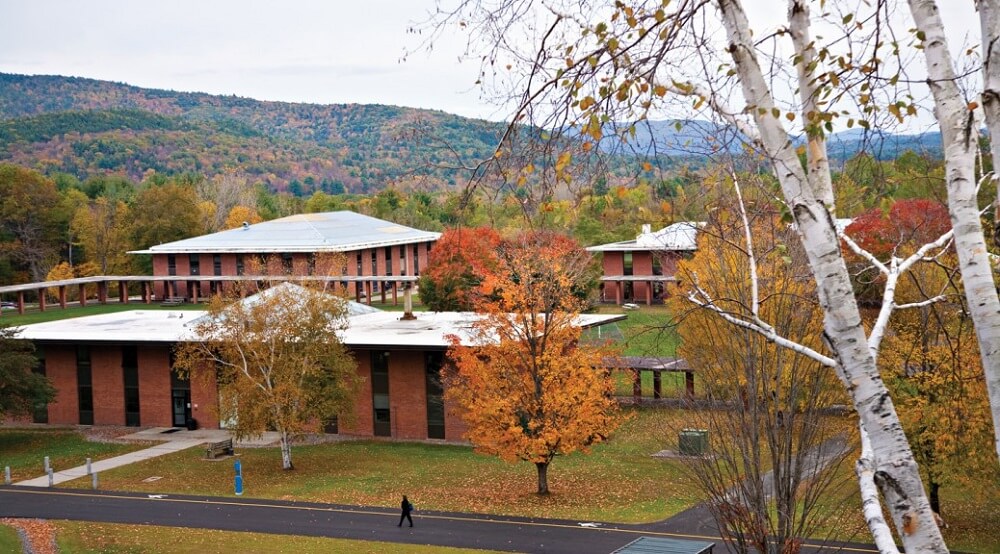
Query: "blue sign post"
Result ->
[[234, 459, 243, 496]]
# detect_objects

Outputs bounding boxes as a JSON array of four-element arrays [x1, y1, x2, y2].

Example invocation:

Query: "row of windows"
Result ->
[[169, 245, 429, 278]]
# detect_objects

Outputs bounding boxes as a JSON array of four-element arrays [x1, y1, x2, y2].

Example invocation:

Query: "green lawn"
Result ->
[[0, 523, 21, 553], [62, 408, 699, 524], [0, 429, 148, 482], [0, 302, 204, 326], [54, 521, 498, 553], [592, 305, 679, 357]]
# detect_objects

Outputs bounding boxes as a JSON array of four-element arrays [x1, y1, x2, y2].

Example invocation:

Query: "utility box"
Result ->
[[678, 429, 709, 455]]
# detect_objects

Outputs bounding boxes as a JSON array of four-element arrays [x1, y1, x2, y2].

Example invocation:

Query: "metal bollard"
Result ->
[[43, 456, 50, 473], [4, 466, 10, 485], [91, 471, 98, 490], [86, 458, 92, 475], [47, 468, 53, 487]]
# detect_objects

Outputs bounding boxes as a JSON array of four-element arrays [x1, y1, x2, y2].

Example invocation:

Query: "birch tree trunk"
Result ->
[[972, 0, 1000, 465], [280, 430, 294, 470], [715, 0, 947, 550]]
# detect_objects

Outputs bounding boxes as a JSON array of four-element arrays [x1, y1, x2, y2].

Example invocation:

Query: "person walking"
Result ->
[[398, 495, 414, 527]]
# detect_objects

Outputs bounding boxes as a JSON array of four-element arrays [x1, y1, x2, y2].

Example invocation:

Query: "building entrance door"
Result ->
[[172, 389, 191, 427]]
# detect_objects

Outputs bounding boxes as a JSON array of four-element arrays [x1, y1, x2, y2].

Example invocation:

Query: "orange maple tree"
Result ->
[[418, 226, 502, 311], [444, 231, 622, 494]]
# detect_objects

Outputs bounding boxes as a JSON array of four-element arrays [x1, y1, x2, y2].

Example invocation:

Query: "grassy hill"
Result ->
[[0, 73, 506, 193]]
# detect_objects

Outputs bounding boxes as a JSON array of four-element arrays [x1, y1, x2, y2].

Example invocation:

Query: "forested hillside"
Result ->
[[0, 73, 506, 193]]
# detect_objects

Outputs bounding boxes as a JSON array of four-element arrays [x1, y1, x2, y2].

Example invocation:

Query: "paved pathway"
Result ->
[[13, 427, 280, 487]]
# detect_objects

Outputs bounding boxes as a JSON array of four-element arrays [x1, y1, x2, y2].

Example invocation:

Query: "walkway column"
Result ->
[[78, 284, 87, 307], [685, 372, 695, 400], [646, 281, 652, 306], [98, 282, 108, 304], [18, 292, 26, 314], [142, 282, 152, 304], [59, 286, 67, 309], [633, 370, 642, 400], [38, 291, 47, 312], [119, 282, 128, 304]]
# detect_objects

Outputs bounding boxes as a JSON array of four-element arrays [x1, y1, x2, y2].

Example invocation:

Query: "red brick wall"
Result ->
[[444, 398, 468, 442], [633, 252, 654, 303], [138, 345, 173, 427], [190, 364, 219, 429], [91, 346, 124, 425], [601, 252, 623, 303], [340, 349, 373, 436], [388, 350, 426, 439], [152, 255, 168, 298], [44, 346, 78, 424]]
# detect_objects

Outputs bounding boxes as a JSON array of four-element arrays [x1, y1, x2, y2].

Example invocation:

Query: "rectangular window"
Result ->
[[167, 255, 177, 276], [371, 351, 391, 437], [307, 254, 316, 275], [122, 345, 140, 427], [213, 254, 222, 276], [281, 253, 294, 275], [652, 253, 663, 276], [426, 352, 445, 439], [384, 247, 393, 276], [32, 347, 48, 424], [356, 252, 363, 275], [371, 251, 377, 275], [413, 244, 420, 276], [189, 254, 200, 276], [399, 245, 407, 276], [624, 252, 634, 276], [77, 346, 93, 425], [236, 255, 245, 276]]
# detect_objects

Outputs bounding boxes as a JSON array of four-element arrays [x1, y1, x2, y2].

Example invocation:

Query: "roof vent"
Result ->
[[641, 224, 651, 234], [242, 221, 250, 230]]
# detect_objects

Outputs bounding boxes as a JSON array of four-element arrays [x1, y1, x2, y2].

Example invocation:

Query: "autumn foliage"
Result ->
[[173, 280, 358, 470], [418, 227, 502, 311], [444, 231, 622, 494]]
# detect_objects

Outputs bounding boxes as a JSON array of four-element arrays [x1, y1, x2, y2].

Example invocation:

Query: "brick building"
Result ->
[[586, 222, 703, 305], [15, 302, 622, 441], [129, 211, 440, 302]]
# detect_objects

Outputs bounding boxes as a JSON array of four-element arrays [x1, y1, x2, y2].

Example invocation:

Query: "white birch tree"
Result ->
[[423, 0, 1000, 549]]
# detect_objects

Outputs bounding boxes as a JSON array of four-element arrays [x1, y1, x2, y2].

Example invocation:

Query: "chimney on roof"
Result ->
[[242, 221, 249, 230], [641, 224, 651, 234]]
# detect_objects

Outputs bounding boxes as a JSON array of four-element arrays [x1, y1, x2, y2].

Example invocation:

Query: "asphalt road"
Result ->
[[0, 486, 886, 553], [0, 486, 715, 553]]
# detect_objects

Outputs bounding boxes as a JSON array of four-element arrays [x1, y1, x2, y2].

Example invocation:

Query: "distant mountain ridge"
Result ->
[[0, 73, 506, 193], [0, 73, 942, 193], [591, 119, 942, 160]]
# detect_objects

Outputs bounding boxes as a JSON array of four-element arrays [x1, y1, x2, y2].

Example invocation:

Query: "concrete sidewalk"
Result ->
[[14, 439, 204, 487], [13, 427, 280, 487]]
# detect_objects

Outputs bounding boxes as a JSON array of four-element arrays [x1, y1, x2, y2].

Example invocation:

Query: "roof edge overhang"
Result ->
[[130, 234, 441, 255]]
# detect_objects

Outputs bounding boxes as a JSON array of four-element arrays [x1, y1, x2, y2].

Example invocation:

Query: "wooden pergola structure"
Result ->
[[606, 356, 696, 400]]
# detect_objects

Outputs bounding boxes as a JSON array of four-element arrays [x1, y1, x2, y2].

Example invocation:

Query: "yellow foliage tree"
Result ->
[[445, 231, 623, 494], [223, 205, 264, 230], [173, 279, 358, 470], [878, 260, 997, 518], [70, 198, 134, 274], [668, 197, 849, 551]]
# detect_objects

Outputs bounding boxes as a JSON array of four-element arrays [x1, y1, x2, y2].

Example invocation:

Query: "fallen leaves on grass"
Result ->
[[1, 518, 57, 554]]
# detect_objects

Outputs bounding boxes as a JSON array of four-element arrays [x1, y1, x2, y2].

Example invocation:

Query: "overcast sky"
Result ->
[[0, 1, 983, 127], [0, 1, 502, 118]]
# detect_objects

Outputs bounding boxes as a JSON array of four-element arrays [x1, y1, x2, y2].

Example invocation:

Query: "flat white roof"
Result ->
[[16, 310, 626, 349], [587, 222, 703, 252], [130, 211, 441, 254], [15, 310, 198, 343]]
